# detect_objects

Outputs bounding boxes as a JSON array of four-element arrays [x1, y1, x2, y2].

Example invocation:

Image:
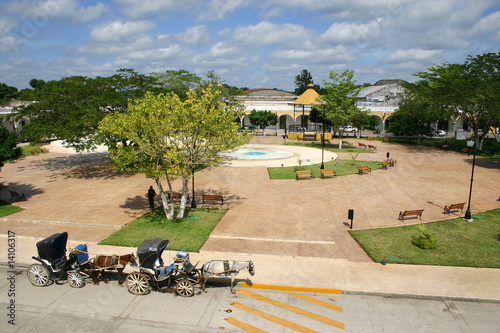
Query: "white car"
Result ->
[[435, 130, 446, 137], [340, 126, 357, 133]]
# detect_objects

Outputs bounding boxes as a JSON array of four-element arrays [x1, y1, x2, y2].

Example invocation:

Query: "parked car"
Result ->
[[340, 126, 357, 133], [241, 125, 257, 131], [435, 130, 446, 137]]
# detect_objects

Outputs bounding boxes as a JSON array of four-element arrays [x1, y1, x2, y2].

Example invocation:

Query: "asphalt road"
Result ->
[[1, 266, 499, 333]]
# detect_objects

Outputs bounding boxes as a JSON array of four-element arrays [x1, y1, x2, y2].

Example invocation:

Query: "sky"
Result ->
[[1, 0, 499, 92]]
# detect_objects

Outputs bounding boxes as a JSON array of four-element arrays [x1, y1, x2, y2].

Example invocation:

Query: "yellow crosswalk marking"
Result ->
[[240, 283, 342, 294], [239, 289, 345, 330], [232, 302, 319, 333], [285, 291, 343, 313], [226, 317, 268, 333]]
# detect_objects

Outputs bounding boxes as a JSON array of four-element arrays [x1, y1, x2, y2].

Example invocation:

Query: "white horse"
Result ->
[[200, 260, 255, 293]]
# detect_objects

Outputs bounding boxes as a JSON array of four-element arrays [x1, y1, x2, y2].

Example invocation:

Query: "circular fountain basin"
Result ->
[[220, 148, 294, 160]]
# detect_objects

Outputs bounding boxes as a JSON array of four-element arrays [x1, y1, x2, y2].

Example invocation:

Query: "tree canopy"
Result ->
[[248, 110, 278, 129], [294, 69, 321, 95], [0, 127, 22, 167], [321, 70, 365, 146], [0, 83, 18, 104], [99, 86, 249, 219], [412, 52, 500, 150]]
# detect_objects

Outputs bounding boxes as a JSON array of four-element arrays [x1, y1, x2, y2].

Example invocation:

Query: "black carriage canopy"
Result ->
[[137, 238, 169, 269], [36, 232, 68, 262]]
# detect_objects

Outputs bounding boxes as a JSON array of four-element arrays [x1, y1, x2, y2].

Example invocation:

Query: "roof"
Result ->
[[244, 88, 296, 97], [293, 84, 322, 105], [357, 85, 388, 98]]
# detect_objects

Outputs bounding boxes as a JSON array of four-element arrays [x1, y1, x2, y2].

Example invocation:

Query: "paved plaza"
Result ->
[[1, 136, 500, 301]]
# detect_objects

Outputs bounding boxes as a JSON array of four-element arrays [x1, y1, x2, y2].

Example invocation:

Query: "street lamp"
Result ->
[[464, 140, 476, 221], [321, 100, 326, 170]]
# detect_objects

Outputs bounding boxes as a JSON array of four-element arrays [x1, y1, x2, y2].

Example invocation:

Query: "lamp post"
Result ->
[[464, 140, 476, 220], [321, 100, 326, 170]]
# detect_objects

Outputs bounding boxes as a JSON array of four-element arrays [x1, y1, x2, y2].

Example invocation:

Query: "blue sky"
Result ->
[[1, 0, 499, 91]]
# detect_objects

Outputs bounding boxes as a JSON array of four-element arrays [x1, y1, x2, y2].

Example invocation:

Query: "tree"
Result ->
[[0, 83, 18, 104], [322, 70, 364, 147], [0, 127, 22, 167], [386, 81, 440, 144], [294, 69, 320, 95], [99, 86, 249, 220], [413, 52, 500, 150], [153, 70, 202, 99], [15, 69, 157, 151], [248, 110, 278, 129]]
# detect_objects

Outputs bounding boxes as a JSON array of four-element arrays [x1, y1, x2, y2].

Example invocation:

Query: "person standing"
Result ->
[[147, 186, 156, 210]]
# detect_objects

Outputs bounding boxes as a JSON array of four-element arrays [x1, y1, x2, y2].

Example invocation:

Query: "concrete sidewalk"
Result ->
[[1, 136, 499, 301], [1, 235, 499, 302]]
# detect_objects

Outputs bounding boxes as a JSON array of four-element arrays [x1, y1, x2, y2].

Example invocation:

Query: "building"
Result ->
[[0, 100, 31, 134], [356, 79, 407, 132]]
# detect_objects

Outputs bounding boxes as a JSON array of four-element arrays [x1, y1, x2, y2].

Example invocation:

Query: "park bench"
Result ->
[[358, 142, 367, 149], [358, 166, 371, 175], [321, 169, 336, 179], [399, 209, 424, 221], [304, 134, 316, 141], [383, 137, 391, 142], [461, 148, 469, 153], [444, 202, 466, 214], [367, 136, 375, 140], [30, 149, 40, 156], [388, 158, 397, 166], [40, 147, 49, 153], [8, 190, 26, 201], [341, 141, 350, 148], [320, 138, 330, 144], [368, 144, 377, 150], [202, 194, 224, 205], [296, 170, 313, 180], [255, 130, 264, 136], [266, 131, 276, 136], [298, 137, 307, 141], [381, 161, 389, 169], [167, 192, 189, 202]]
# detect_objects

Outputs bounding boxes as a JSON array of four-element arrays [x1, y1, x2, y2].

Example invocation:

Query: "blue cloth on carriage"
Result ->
[[74, 244, 89, 264]]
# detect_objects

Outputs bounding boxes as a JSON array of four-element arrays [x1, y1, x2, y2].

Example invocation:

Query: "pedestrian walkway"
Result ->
[[1, 136, 499, 300]]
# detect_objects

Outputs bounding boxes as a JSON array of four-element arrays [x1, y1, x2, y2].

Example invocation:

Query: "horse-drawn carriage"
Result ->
[[125, 238, 200, 297], [27, 232, 93, 288], [27, 232, 136, 288]]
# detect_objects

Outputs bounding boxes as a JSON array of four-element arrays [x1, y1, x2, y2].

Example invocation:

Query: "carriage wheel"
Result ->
[[176, 279, 194, 297], [126, 272, 149, 295], [27, 264, 50, 287], [67, 272, 85, 288]]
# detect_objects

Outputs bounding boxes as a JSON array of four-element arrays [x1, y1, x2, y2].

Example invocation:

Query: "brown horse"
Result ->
[[92, 253, 137, 286]]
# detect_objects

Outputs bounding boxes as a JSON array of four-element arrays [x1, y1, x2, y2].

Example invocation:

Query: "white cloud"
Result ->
[[116, 0, 200, 19], [321, 20, 381, 45], [90, 21, 156, 43], [5, 0, 108, 22], [385, 48, 443, 63], [471, 10, 500, 35], [232, 21, 312, 48], [197, 0, 248, 22], [175, 25, 210, 45], [0, 36, 18, 53], [0, 18, 17, 37]]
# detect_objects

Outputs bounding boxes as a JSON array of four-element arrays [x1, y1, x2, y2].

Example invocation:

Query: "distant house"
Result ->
[[356, 79, 407, 132], [0, 99, 32, 134]]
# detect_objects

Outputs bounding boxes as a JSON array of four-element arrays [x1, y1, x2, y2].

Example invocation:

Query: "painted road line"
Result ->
[[239, 289, 345, 330], [285, 291, 343, 313], [226, 317, 268, 333], [232, 302, 319, 333], [241, 283, 342, 294]]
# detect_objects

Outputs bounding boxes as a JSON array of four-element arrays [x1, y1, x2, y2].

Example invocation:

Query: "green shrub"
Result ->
[[411, 224, 437, 249]]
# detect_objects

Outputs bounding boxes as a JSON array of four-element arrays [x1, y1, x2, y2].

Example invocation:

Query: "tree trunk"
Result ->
[[156, 178, 175, 220], [338, 138, 342, 149], [176, 177, 189, 219]]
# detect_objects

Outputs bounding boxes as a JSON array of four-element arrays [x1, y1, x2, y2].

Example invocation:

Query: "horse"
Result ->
[[200, 260, 255, 293], [92, 253, 137, 286]]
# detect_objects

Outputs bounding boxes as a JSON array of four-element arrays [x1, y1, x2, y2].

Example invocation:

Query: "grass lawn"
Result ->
[[268, 159, 383, 179], [100, 207, 226, 252], [0, 200, 24, 217], [349, 209, 500, 268]]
